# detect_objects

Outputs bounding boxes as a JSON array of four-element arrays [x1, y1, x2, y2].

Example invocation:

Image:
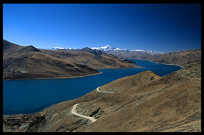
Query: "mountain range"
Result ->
[[89, 45, 201, 67], [51, 45, 162, 54], [3, 40, 201, 80], [3, 40, 140, 80], [92, 45, 162, 54]]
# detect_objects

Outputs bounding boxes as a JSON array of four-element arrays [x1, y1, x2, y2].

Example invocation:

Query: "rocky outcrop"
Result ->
[[27, 116, 46, 132]]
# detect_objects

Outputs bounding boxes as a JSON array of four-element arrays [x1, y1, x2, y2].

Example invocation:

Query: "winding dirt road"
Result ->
[[96, 87, 114, 93], [71, 87, 114, 122], [71, 104, 96, 122]]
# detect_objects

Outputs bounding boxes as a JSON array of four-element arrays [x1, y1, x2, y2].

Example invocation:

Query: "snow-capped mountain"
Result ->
[[50, 44, 162, 54], [130, 49, 162, 54], [113, 48, 127, 51], [92, 45, 114, 51], [52, 46, 72, 50], [91, 45, 161, 54], [92, 45, 127, 51], [131, 49, 145, 52]]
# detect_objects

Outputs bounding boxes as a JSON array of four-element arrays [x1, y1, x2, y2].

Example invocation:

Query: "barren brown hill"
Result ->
[[3, 62, 201, 132], [40, 47, 139, 69], [145, 49, 201, 67], [106, 49, 201, 67], [3, 40, 140, 80]]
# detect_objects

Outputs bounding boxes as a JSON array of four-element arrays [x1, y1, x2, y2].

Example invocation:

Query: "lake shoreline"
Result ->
[[3, 59, 181, 116], [3, 65, 143, 81], [129, 58, 183, 68], [3, 72, 103, 81]]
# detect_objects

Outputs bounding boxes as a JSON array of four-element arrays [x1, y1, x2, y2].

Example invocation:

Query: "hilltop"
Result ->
[[3, 40, 140, 80]]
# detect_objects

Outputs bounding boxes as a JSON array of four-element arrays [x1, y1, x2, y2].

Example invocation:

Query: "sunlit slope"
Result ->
[[16, 63, 200, 132]]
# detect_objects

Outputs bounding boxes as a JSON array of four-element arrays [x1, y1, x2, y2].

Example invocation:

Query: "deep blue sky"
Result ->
[[3, 4, 201, 52]]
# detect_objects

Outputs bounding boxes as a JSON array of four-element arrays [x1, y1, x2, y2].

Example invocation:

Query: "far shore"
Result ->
[[3, 72, 102, 81], [151, 61, 183, 68], [3, 61, 181, 81], [3, 65, 143, 81], [130, 58, 183, 68]]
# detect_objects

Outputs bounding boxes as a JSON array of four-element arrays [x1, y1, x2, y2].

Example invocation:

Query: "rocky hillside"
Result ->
[[3, 62, 201, 132], [106, 49, 201, 67], [145, 49, 201, 67], [3, 40, 140, 80]]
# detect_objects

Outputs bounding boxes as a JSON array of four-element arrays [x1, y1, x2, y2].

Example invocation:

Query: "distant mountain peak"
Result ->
[[52, 46, 71, 50], [80, 47, 104, 55], [131, 49, 145, 52], [92, 45, 114, 51], [131, 49, 163, 54]]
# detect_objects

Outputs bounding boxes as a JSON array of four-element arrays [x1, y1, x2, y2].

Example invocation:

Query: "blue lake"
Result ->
[[3, 59, 181, 115]]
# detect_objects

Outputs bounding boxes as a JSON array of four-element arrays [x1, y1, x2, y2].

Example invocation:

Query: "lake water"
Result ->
[[3, 59, 181, 115]]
